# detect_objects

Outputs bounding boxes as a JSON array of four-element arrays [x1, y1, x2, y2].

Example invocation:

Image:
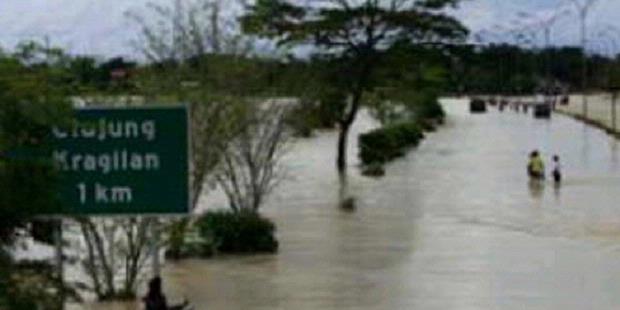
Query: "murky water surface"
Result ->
[[88, 99, 620, 309]]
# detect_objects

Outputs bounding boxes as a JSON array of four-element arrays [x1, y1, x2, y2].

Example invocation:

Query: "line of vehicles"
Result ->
[[469, 94, 570, 118]]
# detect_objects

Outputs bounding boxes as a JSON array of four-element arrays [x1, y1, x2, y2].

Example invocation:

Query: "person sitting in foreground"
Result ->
[[143, 276, 189, 310]]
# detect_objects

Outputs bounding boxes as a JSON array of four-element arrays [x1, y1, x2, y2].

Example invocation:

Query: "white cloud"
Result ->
[[0, 0, 163, 57], [454, 0, 498, 32], [1, 0, 620, 57]]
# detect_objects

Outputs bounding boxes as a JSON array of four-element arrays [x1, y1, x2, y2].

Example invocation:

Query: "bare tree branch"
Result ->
[[215, 99, 292, 212]]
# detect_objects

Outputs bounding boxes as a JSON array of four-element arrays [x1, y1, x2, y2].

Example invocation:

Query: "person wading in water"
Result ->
[[527, 150, 545, 180], [551, 154, 562, 184]]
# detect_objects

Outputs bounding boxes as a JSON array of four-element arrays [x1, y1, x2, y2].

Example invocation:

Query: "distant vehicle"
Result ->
[[498, 99, 508, 112], [533, 102, 552, 119], [470, 98, 487, 113]]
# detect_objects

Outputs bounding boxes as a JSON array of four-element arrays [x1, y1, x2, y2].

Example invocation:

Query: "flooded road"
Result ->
[[93, 98, 620, 309]]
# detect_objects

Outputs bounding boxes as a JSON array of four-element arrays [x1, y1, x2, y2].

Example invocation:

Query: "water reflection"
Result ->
[[553, 182, 562, 202], [611, 139, 618, 168], [580, 123, 591, 167], [528, 180, 544, 199]]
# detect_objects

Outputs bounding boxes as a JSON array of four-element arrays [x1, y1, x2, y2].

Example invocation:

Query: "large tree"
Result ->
[[242, 0, 468, 175], [0, 44, 71, 243], [0, 44, 72, 309]]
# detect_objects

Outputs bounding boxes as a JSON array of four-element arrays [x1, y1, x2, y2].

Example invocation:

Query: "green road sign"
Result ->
[[51, 106, 189, 215]]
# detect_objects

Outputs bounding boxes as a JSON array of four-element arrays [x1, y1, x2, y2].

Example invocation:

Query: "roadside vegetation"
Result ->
[[0, 0, 517, 307], [359, 92, 446, 176], [448, 44, 620, 96], [0, 45, 74, 309]]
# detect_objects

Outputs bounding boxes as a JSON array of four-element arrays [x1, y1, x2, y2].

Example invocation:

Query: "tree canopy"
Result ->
[[242, 0, 468, 175], [0, 44, 72, 310]]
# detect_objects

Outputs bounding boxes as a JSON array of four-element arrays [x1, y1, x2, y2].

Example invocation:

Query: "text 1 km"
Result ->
[[76, 182, 133, 204]]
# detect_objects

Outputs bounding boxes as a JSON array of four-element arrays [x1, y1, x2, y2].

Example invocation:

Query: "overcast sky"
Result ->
[[1, 0, 619, 59]]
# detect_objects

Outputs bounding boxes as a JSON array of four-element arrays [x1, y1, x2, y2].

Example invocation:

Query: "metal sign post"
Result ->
[[613, 91, 618, 132], [608, 87, 620, 133], [151, 218, 161, 278], [54, 219, 65, 310]]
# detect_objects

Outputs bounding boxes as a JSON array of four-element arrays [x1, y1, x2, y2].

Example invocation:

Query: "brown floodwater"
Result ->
[[82, 98, 620, 309]]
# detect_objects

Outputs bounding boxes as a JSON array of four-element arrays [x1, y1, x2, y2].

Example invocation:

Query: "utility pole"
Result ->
[[545, 26, 552, 89], [570, 0, 600, 118], [152, 220, 161, 277], [581, 8, 588, 117], [511, 29, 535, 97], [493, 24, 524, 96], [612, 89, 618, 132], [516, 6, 572, 107], [474, 30, 505, 96], [603, 28, 620, 132], [591, 30, 620, 130], [54, 221, 65, 310], [511, 31, 523, 95]]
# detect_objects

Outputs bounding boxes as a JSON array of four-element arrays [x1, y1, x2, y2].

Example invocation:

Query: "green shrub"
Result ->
[[417, 98, 445, 121], [196, 210, 278, 254], [166, 225, 215, 259], [407, 92, 445, 122], [315, 88, 346, 129], [418, 118, 439, 132], [358, 121, 424, 165], [285, 99, 318, 137], [359, 93, 444, 169], [166, 219, 188, 259], [165, 219, 216, 260], [0, 256, 75, 310]]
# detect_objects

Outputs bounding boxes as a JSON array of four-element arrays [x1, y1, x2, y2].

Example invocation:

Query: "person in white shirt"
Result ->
[[551, 155, 562, 184]]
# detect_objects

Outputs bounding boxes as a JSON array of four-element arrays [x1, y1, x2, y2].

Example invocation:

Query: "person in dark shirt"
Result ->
[[143, 277, 189, 310]]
